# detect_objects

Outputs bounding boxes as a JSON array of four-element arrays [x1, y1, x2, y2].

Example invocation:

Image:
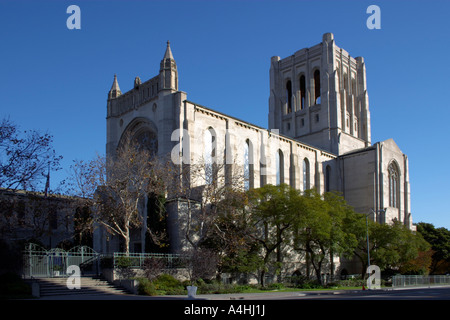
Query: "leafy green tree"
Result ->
[[416, 222, 450, 274], [292, 190, 357, 284], [347, 216, 431, 276], [323, 192, 359, 276], [209, 191, 263, 280], [246, 184, 301, 286]]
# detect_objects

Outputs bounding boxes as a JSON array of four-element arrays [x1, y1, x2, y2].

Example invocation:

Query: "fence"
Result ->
[[113, 252, 183, 269], [23, 243, 100, 278], [392, 275, 450, 288]]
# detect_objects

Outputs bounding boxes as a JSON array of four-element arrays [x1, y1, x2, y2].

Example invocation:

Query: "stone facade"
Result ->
[[102, 34, 414, 260]]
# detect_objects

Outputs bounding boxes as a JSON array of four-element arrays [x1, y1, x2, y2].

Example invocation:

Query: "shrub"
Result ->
[[138, 274, 186, 296], [137, 278, 158, 296]]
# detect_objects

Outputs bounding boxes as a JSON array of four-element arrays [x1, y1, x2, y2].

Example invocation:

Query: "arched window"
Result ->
[[204, 128, 216, 185], [389, 162, 400, 208], [244, 139, 254, 190], [325, 165, 331, 192], [299, 75, 306, 110], [302, 158, 310, 191], [286, 80, 293, 113], [314, 70, 321, 104], [276, 149, 284, 185]]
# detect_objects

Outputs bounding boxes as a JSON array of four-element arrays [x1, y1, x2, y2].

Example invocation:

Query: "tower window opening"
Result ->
[[314, 70, 321, 104], [300, 75, 306, 110], [286, 80, 293, 114]]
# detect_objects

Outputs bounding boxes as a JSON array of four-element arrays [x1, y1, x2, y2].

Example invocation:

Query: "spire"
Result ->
[[160, 40, 178, 91], [164, 40, 174, 60], [108, 74, 122, 99]]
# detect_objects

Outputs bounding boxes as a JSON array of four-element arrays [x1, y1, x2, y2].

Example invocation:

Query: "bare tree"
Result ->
[[65, 134, 173, 255], [0, 117, 62, 191], [96, 135, 175, 255], [175, 157, 246, 252]]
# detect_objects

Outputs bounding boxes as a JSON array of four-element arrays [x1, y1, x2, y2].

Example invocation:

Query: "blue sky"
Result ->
[[1, 0, 449, 229]]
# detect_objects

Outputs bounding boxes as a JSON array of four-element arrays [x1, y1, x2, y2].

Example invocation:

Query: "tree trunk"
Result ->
[[124, 225, 130, 255], [260, 269, 265, 287]]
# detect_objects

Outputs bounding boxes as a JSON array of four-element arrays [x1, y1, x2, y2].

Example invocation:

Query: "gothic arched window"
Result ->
[[389, 162, 400, 208], [276, 149, 284, 185], [303, 158, 310, 191], [244, 139, 254, 190], [204, 128, 216, 185]]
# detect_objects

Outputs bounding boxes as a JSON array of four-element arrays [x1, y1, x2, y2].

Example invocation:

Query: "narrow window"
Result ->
[[204, 128, 216, 185], [244, 139, 254, 190], [314, 70, 321, 104], [303, 158, 310, 191], [300, 75, 306, 110], [389, 163, 399, 208], [276, 149, 284, 185], [351, 78, 357, 96], [286, 80, 293, 113]]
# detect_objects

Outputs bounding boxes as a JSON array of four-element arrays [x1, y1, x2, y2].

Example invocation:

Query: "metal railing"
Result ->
[[392, 275, 450, 288], [22, 244, 100, 278], [113, 252, 183, 269]]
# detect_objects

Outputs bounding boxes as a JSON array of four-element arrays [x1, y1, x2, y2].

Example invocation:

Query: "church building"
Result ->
[[99, 33, 414, 259]]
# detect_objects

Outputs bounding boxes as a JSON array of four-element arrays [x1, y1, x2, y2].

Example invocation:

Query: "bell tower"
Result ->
[[268, 33, 371, 155]]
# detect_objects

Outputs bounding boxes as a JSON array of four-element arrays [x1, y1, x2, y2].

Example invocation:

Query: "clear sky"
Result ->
[[1, 0, 449, 229]]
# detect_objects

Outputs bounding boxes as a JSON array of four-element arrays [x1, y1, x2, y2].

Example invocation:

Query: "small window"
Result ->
[[301, 118, 305, 127], [287, 122, 291, 131], [315, 114, 319, 122]]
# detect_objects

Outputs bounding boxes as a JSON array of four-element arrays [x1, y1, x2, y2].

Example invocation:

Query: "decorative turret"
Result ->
[[159, 41, 178, 91], [108, 74, 122, 99]]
